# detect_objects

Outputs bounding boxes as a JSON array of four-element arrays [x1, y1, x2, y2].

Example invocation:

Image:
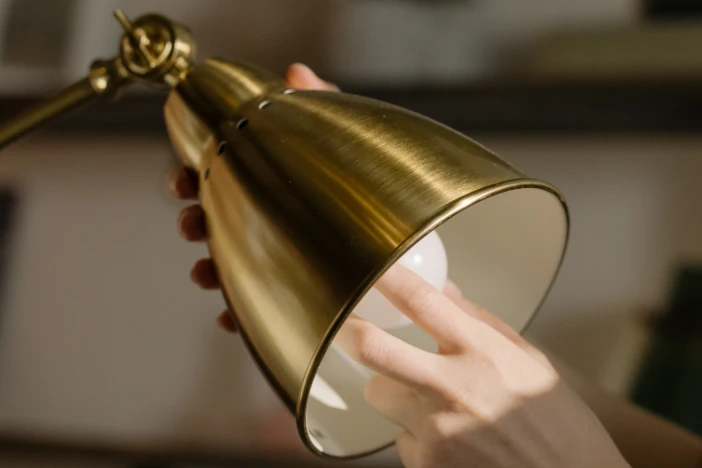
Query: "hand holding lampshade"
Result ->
[[168, 64, 627, 468]]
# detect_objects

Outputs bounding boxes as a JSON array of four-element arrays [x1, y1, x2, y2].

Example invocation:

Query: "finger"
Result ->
[[217, 311, 238, 333], [453, 295, 524, 344], [365, 374, 421, 432], [395, 431, 419, 468], [321, 79, 340, 91], [376, 265, 471, 352], [190, 258, 220, 289], [178, 205, 207, 241], [444, 280, 519, 340], [286, 63, 338, 91], [445, 281, 552, 367], [166, 166, 199, 200], [334, 316, 438, 391]]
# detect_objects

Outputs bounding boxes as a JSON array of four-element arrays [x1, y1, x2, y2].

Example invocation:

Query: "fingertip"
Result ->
[[324, 80, 340, 91], [178, 205, 207, 241], [286, 63, 336, 91], [287, 62, 316, 81], [217, 311, 238, 333], [190, 258, 220, 289], [167, 167, 199, 200]]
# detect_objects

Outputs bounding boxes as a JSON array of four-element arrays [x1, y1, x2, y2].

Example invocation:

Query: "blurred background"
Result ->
[[0, 0, 701, 466]]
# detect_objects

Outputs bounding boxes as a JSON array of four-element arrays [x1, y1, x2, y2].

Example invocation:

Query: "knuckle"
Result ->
[[417, 367, 444, 393], [405, 286, 440, 313], [443, 383, 474, 411]]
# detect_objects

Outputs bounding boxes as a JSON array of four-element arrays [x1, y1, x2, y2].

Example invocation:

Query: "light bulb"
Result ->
[[353, 231, 448, 329]]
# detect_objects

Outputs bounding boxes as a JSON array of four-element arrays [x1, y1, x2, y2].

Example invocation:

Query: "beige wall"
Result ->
[[0, 138, 281, 454], [0, 133, 700, 458]]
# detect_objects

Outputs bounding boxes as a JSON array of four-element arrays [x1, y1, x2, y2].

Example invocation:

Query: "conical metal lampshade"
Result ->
[[164, 59, 569, 459]]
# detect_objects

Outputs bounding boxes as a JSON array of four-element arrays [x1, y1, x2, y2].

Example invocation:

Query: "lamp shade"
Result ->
[[164, 59, 569, 458]]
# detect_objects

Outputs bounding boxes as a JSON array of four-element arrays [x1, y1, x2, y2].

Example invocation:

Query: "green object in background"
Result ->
[[631, 265, 702, 436]]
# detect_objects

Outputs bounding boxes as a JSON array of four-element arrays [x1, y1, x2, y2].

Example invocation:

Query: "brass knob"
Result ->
[[113, 10, 196, 88]]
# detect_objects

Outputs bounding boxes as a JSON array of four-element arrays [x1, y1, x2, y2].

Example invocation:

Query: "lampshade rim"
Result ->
[[296, 177, 570, 460]]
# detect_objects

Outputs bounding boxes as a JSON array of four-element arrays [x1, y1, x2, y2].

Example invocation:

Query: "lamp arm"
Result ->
[[0, 9, 197, 151], [0, 78, 98, 150], [0, 46, 137, 151], [0, 54, 134, 151]]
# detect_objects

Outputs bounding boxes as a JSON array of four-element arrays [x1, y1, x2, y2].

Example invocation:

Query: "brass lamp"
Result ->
[[0, 11, 569, 459]]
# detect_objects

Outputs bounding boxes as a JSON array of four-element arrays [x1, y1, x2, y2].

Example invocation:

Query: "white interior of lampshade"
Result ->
[[304, 187, 568, 457]]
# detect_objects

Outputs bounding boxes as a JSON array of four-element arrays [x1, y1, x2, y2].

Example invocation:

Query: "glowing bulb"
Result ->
[[353, 231, 448, 329]]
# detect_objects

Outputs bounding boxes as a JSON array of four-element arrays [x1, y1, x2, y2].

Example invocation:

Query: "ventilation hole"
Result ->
[[258, 100, 272, 110], [204, 168, 210, 180], [283, 89, 295, 95], [236, 118, 248, 129], [216, 142, 227, 155]]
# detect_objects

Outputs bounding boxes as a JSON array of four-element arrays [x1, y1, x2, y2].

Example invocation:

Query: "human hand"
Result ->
[[336, 265, 630, 468], [166, 63, 338, 332]]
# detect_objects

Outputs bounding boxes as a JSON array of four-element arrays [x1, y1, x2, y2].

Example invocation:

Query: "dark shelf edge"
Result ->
[[2, 81, 702, 136]]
